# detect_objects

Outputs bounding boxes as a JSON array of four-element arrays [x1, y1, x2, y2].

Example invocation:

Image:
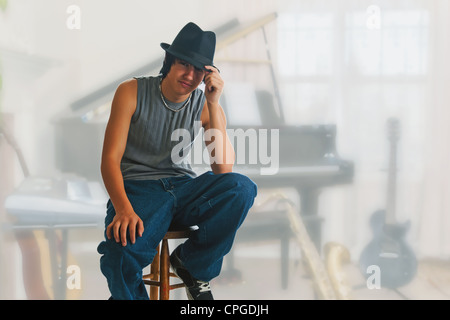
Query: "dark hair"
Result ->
[[159, 52, 176, 79], [159, 52, 209, 83]]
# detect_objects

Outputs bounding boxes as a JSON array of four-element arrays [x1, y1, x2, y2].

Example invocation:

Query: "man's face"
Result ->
[[165, 59, 206, 96]]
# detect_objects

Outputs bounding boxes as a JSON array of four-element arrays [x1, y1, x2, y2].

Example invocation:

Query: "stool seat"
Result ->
[[164, 225, 197, 239], [143, 225, 197, 300]]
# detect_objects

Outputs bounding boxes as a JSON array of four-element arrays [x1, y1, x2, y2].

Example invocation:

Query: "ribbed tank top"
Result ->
[[120, 76, 205, 180]]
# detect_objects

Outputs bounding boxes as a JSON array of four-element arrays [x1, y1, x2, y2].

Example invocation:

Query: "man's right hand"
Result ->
[[106, 211, 144, 247]]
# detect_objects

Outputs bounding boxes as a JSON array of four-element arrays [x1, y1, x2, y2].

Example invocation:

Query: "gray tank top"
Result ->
[[120, 76, 205, 180]]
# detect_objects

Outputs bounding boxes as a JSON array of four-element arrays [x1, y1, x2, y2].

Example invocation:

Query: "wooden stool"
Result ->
[[143, 225, 197, 300]]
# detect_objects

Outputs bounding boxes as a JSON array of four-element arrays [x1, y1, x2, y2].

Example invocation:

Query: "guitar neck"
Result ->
[[385, 119, 399, 225]]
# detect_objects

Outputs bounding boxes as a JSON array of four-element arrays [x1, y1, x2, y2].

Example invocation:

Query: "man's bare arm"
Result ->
[[101, 79, 144, 246], [201, 66, 235, 174]]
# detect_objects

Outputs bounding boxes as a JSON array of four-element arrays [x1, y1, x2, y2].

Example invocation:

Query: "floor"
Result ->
[[5, 222, 449, 300], [70, 231, 450, 301], [209, 242, 450, 300]]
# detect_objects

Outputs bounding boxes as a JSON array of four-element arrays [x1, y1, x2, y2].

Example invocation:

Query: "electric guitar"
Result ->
[[359, 117, 417, 289]]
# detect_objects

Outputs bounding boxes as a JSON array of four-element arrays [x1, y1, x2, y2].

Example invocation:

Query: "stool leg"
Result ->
[[160, 239, 170, 300], [149, 244, 160, 300]]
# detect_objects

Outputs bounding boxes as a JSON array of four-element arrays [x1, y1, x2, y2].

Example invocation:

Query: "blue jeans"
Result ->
[[97, 171, 257, 300]]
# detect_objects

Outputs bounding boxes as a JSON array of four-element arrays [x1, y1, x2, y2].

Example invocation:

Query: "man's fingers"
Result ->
[[130, 218, 144, 244], [205, 65, 219, 73], [113, 221, 121, 243], [205, 76, 219, 92], [138, 219, 144, 238], [106, 223, 113, 240], [204, 65, 214, 73], [107, 215, 143, 246], [204, 67, 223, 92], [120, 223, 128, 246], [129, 222, 136, 245]]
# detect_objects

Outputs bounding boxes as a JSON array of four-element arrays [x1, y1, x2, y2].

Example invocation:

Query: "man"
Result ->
[[97, 22, 257, 300]]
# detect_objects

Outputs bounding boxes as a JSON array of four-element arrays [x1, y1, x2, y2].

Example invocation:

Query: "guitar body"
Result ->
[[359, 118, 417, 289], [359, 209, 417, 288]]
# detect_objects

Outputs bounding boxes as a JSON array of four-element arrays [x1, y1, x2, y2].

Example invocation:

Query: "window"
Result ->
[[277, 12, 334, 124], [345, 10, 429, 76], [276, 7, 429, 172]]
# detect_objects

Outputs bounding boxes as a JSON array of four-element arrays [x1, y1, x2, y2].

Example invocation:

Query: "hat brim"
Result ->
[[161, 43, 211, 72]]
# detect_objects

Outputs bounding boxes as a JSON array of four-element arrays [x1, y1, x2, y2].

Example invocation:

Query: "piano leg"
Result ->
[[297, 188, 323, 254]]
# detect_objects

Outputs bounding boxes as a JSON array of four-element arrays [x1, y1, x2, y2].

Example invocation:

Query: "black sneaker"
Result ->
[[169, 245, 214, 300]]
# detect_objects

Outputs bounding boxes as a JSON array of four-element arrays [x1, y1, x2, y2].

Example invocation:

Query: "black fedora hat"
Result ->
[[161, 22, 216, 71]]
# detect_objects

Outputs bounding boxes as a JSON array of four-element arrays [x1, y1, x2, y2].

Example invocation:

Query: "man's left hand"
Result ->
[[204, 66, 223, 106]]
